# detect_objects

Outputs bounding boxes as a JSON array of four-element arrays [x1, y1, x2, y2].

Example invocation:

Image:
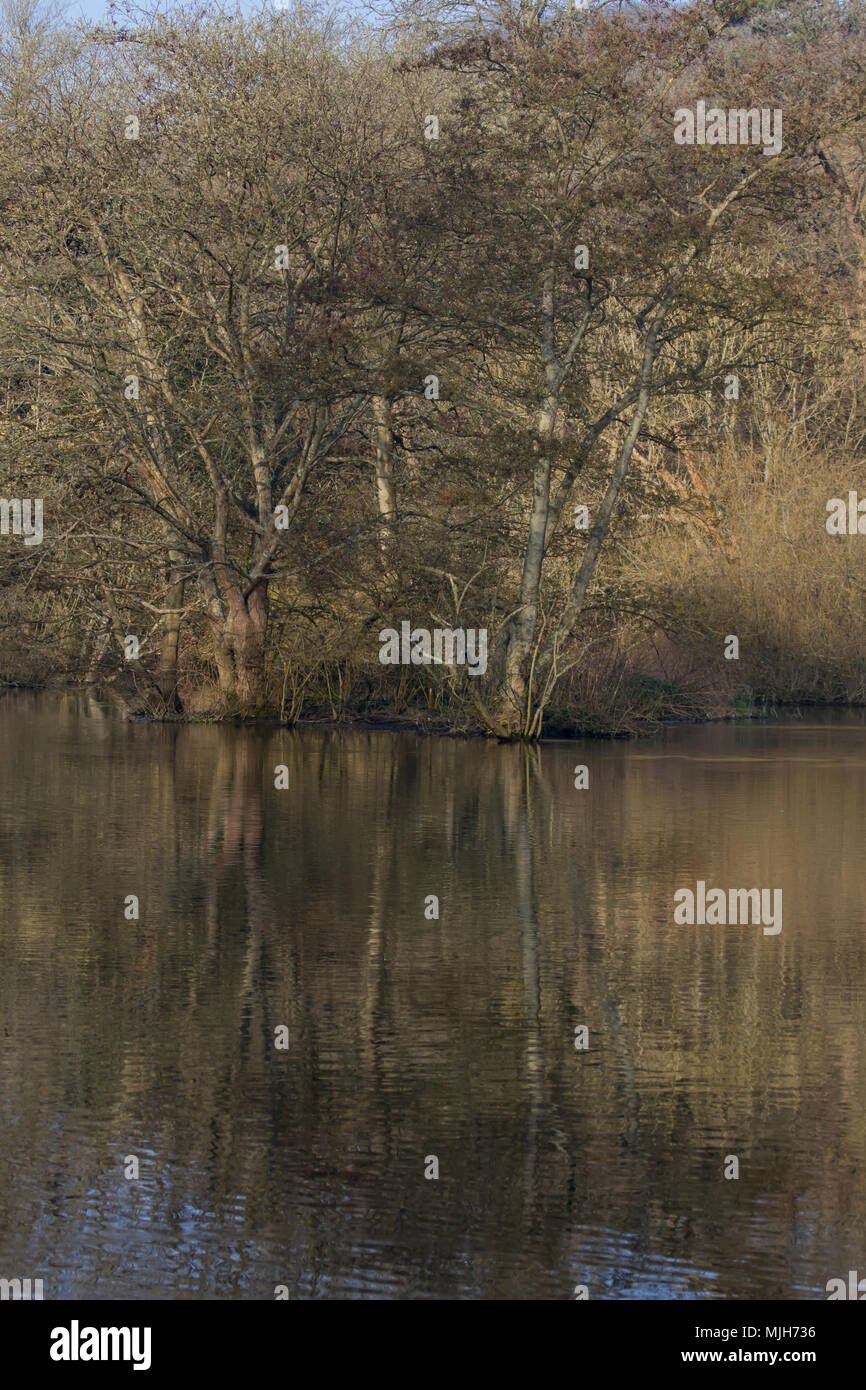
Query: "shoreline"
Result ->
[[4, 681, 865, 739]]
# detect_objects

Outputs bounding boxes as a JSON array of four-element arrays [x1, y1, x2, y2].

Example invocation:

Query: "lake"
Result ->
[[1, 692, 864, 1299]]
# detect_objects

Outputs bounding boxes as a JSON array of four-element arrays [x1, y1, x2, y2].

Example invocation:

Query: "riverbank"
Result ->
[[5, 675, 864, 739], [6, 439, 866, 737]]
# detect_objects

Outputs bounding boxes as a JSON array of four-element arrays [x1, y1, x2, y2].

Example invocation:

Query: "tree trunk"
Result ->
[[546, 358, 655, 654], [156, 551, 185, 710], [85, 619, 111, 684], [222, 583, 269, 713], [493, 266, 562, 736], [212, 630, 236, 704], [495, 385, 559, 736], [372, 393, 397, 541], [372, 393, 400, 594]]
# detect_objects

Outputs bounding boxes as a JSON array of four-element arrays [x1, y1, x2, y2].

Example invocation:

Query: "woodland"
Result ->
[[2, 0, 866, 736]]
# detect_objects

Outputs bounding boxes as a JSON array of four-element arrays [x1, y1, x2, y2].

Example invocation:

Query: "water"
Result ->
[[1, 691, 865, 1300]]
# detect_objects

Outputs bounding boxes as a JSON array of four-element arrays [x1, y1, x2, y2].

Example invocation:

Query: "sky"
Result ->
[[58, 0, 316, 26]]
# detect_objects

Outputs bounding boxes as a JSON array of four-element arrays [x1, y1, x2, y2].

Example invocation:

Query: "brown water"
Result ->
[[0, 691, 865, 1300]]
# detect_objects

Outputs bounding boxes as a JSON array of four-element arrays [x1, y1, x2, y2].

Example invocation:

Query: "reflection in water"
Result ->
[[0, 692, 865, 1299]]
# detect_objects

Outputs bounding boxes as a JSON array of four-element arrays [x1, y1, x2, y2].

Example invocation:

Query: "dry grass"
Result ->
[[622, 431, 866, 708]]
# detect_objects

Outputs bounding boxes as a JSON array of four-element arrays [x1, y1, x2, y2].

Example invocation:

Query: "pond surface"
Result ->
[[1, 692, 865, 1299]]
